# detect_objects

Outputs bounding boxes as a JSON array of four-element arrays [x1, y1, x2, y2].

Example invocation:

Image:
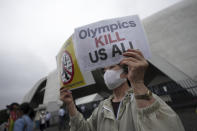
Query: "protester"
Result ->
[[58, 107, 66, 131], [13, 103, 35, 131], [39, 110, 46, 131], [60, 49, 185, 131], [45, 111, 51, 128], [6, 103, 20, 131]]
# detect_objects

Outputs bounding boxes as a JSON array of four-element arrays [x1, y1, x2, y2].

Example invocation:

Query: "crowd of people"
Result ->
[[2, 102, 71, 131], [3, 102, 35, 131], [3, 102, 52, 131]]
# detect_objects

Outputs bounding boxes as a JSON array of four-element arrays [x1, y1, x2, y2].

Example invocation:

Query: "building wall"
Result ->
[[143, 0, 197, 81], [23, 77, 47, 103], [43, 70, 61, 105]]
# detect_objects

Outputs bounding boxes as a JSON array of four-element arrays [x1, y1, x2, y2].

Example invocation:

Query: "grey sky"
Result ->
[[0, 0, 182, 109]]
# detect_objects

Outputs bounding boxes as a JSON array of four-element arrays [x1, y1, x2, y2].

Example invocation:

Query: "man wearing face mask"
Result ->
[[60, 49, 185, 131]]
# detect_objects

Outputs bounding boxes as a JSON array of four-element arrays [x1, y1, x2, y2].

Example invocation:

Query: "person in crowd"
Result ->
[[58, 107, 66, 131], [39, 110, 46, 131], [13, 103, 35, 131], [45, 111, 51, 128], [34, 111, 40, 129], [60, 49, 185, 131], [6, 103, 20, 131]]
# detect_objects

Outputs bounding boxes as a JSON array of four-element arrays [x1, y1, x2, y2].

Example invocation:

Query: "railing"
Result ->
[[148, 80, 197, 108]]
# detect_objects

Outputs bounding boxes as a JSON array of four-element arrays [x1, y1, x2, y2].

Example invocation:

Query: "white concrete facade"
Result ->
[[23, 77, 47, 102], [43, 70, 62, 106], [143, 0, 197, 82]]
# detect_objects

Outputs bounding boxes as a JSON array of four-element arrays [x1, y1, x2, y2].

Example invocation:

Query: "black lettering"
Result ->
[[112, 44, 122, 57], [122, 22, 129, 28], [110, 24, 118, 32], [79, 20, 136, 39], [91, 28, 97, 38], [128, 21, 136, 27], [99, 48, 107, 60], [120, 43, 126, 52], [98, 26, 110, 33], [129, 41, 133, 49], [117, 21, 122, 29], [79, 30, 87, 39], [89, 51, 99, 63], [87, 28, 91, 37]]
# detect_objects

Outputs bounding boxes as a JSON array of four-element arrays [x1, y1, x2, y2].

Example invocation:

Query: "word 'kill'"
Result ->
[[95, 32, 125, 48]]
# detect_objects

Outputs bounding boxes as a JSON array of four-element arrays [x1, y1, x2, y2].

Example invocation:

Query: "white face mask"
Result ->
[[104, 69, 127, 90]]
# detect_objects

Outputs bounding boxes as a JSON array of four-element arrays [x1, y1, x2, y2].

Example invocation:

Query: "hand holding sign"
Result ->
[[60, 88, 77, 116], [120, 49, 149, 85], [60, 88, 73, 105]]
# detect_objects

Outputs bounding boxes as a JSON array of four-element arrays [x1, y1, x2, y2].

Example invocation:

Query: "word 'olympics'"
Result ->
[[78, 20, 136, 39], [78, 20, 136, 64]]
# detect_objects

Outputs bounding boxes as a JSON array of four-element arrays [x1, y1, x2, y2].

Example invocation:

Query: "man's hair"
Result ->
[[20, 103, 31, 114], [7, 102, 19, 111], [20, 103, 35, 119]]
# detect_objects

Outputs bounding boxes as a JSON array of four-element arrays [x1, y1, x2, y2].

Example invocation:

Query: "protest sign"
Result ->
[[73, 15, 151, 72], [56, 36, 95, 90]]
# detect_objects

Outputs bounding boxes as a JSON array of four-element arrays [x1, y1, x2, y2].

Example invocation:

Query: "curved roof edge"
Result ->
[[149, 52, 197, 88], [142, 0, 197, 84], [23, 77, 47, 103], [43, 69, 60, 104]]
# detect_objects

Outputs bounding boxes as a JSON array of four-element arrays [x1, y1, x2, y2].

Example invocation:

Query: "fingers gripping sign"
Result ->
[[60, 88, 78, 116], [120, 49, 149, 85], [60, 88, 74, 105]]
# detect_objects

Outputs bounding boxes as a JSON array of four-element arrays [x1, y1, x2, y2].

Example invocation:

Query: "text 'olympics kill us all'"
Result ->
[[78, 20, 136, 63]]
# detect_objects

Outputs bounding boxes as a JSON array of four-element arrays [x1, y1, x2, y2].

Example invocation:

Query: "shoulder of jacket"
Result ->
[[15, 118, 24, 124]]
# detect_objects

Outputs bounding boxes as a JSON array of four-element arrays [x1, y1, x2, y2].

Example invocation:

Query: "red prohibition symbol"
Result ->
[[61, 51, 74, 85]]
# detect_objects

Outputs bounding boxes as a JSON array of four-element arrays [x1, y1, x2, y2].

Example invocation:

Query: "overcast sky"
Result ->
[[0, 0, 182, 110]]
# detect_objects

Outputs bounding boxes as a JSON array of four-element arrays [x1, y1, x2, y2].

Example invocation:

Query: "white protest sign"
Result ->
[[73, 15, 151, 72]]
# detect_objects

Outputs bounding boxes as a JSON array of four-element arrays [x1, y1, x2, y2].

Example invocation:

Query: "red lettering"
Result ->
[[95, 36, 105, 48], [95, 32, 126, 48], [108, 34, 117, 43], [116, 32, 125, 41], [104, 35, 109, 44]]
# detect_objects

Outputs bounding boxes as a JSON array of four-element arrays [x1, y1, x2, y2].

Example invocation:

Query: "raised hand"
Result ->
[[120, 49, 148, 85], [60, 88, 77, 116]]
